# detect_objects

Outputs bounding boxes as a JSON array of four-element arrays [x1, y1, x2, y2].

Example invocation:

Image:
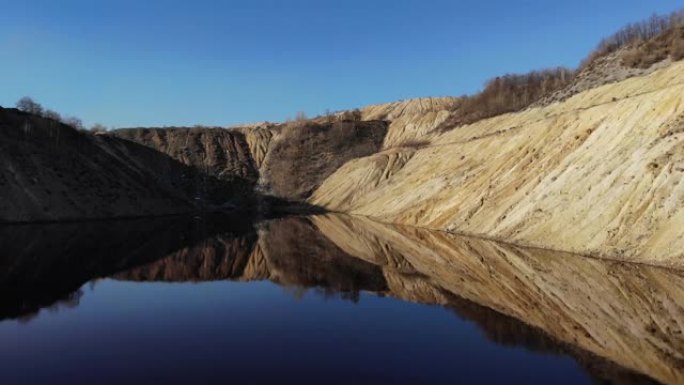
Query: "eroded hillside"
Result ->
[[113, 120, 389, 203], [311, 61, 684, 268], [4, 12, 684, 268], [0, 108, 196, 222]]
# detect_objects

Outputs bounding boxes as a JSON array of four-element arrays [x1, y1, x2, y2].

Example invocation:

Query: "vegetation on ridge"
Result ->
[[14, 96, 106, 133], [583, 9, 684, 68], [437, 7, 684, 132]]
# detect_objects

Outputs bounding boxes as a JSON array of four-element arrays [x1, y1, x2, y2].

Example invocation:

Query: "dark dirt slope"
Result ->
[[112, 127, 259, 202], [0, 109, 388, 223], [0, 108, 245, 222]]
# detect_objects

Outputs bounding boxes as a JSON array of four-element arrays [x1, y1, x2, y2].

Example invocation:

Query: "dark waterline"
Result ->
[[0, 214, 669, 385]]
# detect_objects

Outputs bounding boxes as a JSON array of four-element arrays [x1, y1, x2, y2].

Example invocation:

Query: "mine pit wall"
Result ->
[[257, 120, 388, 201], [111, 127, 262, 207], [359, 97, 460, 149], [310, 61, 684, 269], [6, 61, 684, 268], [112, 120, 389, 205], [0, 108, 390, 223]]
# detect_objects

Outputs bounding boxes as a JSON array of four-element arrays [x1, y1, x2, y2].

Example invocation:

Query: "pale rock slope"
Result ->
[[359, 97, 461, 148], [311, 61, 684, 268], [230, 124, 276, 168]]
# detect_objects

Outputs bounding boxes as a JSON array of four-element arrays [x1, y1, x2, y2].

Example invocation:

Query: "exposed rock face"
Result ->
[[0, 107, 392, 221], [4, 50, 684, 269], [111, 127, 262, 206], [258, 120, 388, 201], [311, 61, 684, 268], [0, 108, 201, 222], [231, 124, 277, 168], [111, 120, 388, 204], [359, 97, 460, 148]]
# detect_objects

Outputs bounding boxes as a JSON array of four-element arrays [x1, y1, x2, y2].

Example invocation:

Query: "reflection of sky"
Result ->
[[0, 279, 591, 385]]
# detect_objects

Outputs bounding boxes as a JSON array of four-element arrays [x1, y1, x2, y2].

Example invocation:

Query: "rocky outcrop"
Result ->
[[231, 124, 277, 168], [311, 61, 684, 268]]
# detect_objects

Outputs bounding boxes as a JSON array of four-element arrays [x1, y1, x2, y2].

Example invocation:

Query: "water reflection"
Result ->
[[1, 213, 682, 384]]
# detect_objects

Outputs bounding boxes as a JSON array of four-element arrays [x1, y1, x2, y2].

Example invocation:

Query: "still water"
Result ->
[[0, 214, 679, 385]]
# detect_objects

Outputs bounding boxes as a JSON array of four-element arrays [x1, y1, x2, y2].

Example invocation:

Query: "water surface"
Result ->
[[0, 214, 679, 384]]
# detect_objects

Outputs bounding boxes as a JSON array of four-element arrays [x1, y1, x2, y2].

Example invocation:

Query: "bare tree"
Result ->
[[62, 116, 84, 130], [444, 67, 574, 127], [295, 111, 307, 122], [582, 8, 684, 68], [339, 108, 362, 121], [43, 109, 62, 121], [16, 97, 44, 116], [672, 38, 684, 61]]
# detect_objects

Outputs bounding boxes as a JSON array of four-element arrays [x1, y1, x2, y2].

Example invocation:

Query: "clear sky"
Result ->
[[1, 0, 682, 128]]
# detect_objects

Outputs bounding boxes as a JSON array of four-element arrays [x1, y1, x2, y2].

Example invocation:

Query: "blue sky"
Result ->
[[1, 0, 681, 128]]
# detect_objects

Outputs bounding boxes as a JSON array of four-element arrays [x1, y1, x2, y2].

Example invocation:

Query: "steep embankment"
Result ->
[[358, 97, 460, 149], [258, 120, 388, 200], [0, 108, 205, 222], [114, 120, 389, 203], [112, 127, 263, 206], [0, 108, 390, 221], [311, 61, 684, 268]]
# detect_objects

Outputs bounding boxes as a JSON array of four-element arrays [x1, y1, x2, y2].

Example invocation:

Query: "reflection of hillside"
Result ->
[[312, 214, 684, 385], [0, 214, 256, 320], [0, 214, 680, 383], [441, 291, 658, 385], [116, 217, 388, 301]]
